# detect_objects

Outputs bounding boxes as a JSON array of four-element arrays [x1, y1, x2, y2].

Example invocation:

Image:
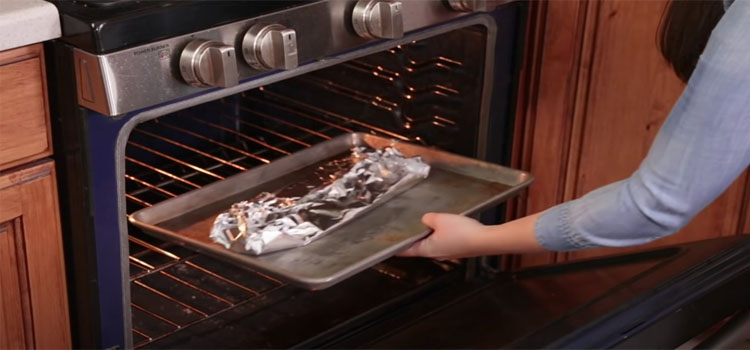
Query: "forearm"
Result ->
[[472, 212, 546, 255]]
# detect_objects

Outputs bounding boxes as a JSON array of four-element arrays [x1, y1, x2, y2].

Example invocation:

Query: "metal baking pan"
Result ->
[[129, 133, 533, 290]]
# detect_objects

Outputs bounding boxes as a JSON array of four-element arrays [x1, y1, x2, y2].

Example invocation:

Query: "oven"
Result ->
[[45, 0, 750, 349], [47, 1, 525, 347]]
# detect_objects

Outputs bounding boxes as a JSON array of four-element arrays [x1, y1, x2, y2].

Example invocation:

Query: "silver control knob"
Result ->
[[447, 0, 490, 12], [179, 39, 239, 88], [242, 23, 298, 71], [352, 0, 404, 39]]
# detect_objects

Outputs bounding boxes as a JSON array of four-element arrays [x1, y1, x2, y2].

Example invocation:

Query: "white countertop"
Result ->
[[0, 0, 60, 51]]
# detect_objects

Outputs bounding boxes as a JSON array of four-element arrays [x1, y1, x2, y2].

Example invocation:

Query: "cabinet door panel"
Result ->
[[0, 219, 29, 349], [19, 165, 71, 348], [0, 45, 52, 171], [0, 161, 71, 348]]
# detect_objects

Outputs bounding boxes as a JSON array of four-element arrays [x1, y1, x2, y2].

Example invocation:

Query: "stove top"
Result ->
[[48, 0, 311, 53]]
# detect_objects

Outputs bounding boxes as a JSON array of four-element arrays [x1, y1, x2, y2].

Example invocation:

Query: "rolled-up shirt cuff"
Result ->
[[534, 203, 598, 251]]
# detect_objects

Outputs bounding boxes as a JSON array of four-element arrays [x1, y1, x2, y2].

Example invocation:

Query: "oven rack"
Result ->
[[124, 95, 441, 347], [124, 97, 424, 207], [127, 232, 284, 347], [124, 47, 470, 347]]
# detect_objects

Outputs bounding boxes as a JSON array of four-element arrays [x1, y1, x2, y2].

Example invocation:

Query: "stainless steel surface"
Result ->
[[74, 49, 111, 113], [448, 0, 490, 12], [351, 0, 403, 39], [179, 39, 239, 88], [73, 0, 472, 116], [129, 133, 533, 290], [242, 23, 298, 71]]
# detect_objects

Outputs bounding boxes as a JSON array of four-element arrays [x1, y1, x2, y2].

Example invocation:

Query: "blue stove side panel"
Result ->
[[86, 111, 135, 349]]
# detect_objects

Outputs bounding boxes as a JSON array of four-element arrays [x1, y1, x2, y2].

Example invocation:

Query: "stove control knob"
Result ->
[[242, 23, 298, 71], [352, 0, 403, 39], [179, 39, 239, 88], [447, 0, 490, 12]]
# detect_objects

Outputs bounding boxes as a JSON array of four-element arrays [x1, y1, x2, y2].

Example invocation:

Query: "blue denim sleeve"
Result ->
[[534, 0, 750, 251]]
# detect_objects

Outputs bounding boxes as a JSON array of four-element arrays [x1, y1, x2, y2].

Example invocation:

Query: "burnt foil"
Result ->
[[210, 147, 431, 255]]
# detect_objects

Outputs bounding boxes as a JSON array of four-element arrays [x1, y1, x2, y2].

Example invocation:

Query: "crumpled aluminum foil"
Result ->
[[210, 146, 430, 255]]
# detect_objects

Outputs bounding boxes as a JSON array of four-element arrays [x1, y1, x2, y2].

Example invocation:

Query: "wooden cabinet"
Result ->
[[512, 0, 750, 266], [0, 162, 70, 349], [0, 45, 53, 172], [0, 44, 71, 348], [0, 215, 30, 349]]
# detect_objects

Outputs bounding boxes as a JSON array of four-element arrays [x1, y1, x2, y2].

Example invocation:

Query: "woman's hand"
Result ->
[[398, 213, 490, 260], [398, 212, 547, 259]]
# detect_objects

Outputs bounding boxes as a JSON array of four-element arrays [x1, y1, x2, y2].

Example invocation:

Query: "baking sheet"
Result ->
[[129, 133, 533, 290]]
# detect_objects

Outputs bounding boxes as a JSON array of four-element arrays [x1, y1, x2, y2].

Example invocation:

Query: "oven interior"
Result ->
[[123, 25, 493, 348]]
